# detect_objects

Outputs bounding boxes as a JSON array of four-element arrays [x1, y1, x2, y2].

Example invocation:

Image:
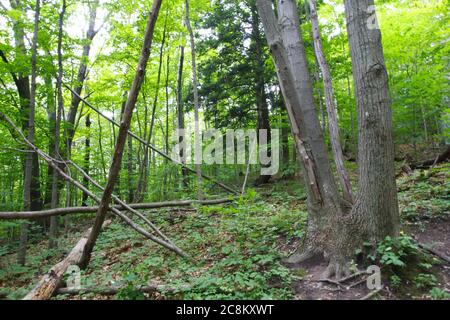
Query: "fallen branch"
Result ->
[[23, 220, 112, 300], [409, 145, 450, 170], [64, 83, 238, 195], [360, 287, 383, 300], [56, 283, 191, 296], [418, 243, 450, 264], [0, 198, 233, 220], [0, 111, 187, 258]]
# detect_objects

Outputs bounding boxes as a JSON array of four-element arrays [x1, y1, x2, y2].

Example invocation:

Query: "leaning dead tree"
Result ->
[[0, 110, 189, 299], [0, 111, 186, 256], [78, 0, 163, 269]]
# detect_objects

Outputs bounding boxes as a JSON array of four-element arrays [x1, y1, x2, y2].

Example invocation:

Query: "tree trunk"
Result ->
[[185, 0, 203, 200], [134, 13, 168, 202], [257, 0, 344, 265], [308, 0, 354, 203], [176, 45, 189, 188], [49, 0, 66, 249], [81, 115, 91, 206], [250, 0, 272, 186], [319, 0, 400, 277], [18, 0, 41, 265], [78, 0, 163, 269], [66, 0, 98, 152]]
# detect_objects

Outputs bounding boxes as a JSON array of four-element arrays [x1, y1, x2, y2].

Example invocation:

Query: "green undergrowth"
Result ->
[[398, 163, 449, 222], [1, 164, 448, 300], [55, 189, 307, 300], [366, 234, 449, 299]]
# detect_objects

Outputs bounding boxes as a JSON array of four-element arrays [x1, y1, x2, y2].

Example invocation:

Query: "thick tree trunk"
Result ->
[[257, 0, 344, 264], [257, 0, 400, 278], [308, 0, 354, 203], [320, 0, 400, 277], [78, 0, 163, 269]]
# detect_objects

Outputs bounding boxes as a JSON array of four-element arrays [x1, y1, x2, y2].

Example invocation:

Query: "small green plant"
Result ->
[[414, 273, 438, 289], [374, 235, 419, 268], [429, 287, 450, 300], [389, 275, 402, 288]]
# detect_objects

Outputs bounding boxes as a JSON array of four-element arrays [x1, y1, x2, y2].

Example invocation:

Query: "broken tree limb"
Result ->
[[22, 220, 112, 300], [56, 283, 191, 296], [63, 83, 238, 195], [0, 111, 187, 259], [68, 160, 173, 245], [0, 198, 233, 220], [418, 243, 450, 264], [409, 145, 450, 170]]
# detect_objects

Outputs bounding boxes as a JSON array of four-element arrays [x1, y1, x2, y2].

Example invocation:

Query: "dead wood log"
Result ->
[[23, 220, 112, 300], [0, 198, 233, 220], [409, 145, 450, 170], [56, 283, 191, 296]]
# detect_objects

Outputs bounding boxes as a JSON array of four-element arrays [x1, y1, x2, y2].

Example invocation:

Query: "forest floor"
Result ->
[[0, 162, 449, 300]]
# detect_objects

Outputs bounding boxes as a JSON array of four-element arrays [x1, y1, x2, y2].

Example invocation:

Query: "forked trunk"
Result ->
[[257, 0, 399, 278]]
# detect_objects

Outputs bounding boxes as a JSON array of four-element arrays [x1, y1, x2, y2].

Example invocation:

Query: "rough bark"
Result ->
[[78, 0, 164, 269], [308, 0, 354, 203], [257, 0, 399, 278], [319, 0, 400, 277], [256, 0, 344, 262], [185, 0, 203, 200]]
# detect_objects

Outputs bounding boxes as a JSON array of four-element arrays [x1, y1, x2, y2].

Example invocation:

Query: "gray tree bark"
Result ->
[[257, 0, 399, 278], [49, 0, 66, 249], [308, 0, 354, 203]]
